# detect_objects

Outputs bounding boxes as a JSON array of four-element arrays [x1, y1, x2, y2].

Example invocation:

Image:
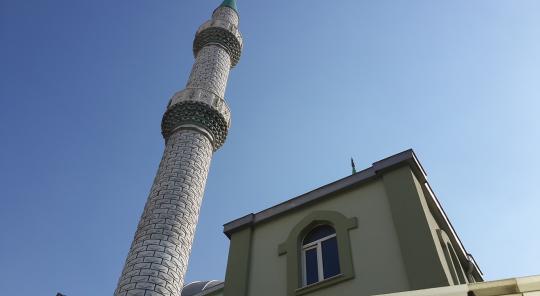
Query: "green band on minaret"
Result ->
[[220, 0, 238, 12]]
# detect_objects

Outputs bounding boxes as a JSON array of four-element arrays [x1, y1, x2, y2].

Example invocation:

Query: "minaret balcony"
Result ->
[[193, 19, 243, 67], [168, 88, 231, 127], [162, 88, 231, 150]]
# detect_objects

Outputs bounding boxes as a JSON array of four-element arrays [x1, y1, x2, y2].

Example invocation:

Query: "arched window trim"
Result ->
[[278, 211, 357, 296], [437, 229, 468, 285], [447, 242, 466, 284]]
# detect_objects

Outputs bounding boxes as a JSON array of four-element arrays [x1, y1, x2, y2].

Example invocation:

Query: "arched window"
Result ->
[[301, 225, 341, 286], [437, 229, 468, 285], [278, 211, 356, 296], [447, 243, 466, 284]]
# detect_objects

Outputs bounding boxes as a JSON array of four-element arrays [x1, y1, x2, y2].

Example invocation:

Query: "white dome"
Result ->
[[181, 280, 223, 296]]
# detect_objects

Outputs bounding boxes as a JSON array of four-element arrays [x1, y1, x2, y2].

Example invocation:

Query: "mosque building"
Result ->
[[113, 1, 540, 296]]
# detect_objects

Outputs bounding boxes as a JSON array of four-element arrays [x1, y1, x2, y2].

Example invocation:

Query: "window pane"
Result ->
[[303, 225, 336, 245], [321, 237, 340, 279], [305, 248, 319, 285]]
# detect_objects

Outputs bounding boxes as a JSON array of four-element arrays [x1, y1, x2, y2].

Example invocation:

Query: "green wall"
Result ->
[[246, 179, 410, 296], [382, 165, 451, 289], [223, 165, 462, 296]]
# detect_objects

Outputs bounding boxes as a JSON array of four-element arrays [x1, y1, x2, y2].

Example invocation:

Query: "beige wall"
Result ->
[[373, 275, 540, 296], [246, 179, 410, 296]]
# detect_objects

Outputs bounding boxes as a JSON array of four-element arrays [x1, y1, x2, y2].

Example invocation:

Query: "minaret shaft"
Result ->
[[187, 45, 232, 98], [115, 130, 212, 296], [114, 3, 241, 296]]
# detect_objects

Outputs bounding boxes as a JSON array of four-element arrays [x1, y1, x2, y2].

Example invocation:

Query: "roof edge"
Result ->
[[223, 149, 419, 237]]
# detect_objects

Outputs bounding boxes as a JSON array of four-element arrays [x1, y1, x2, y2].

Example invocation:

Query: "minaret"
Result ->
[[114, 1, 242, 295]]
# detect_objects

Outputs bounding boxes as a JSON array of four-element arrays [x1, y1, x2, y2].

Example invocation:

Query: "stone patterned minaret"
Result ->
[[114, 1, 242, 296]]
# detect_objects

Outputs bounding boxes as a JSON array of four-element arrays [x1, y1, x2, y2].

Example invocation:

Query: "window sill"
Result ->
[[295, 273, 353, 296]]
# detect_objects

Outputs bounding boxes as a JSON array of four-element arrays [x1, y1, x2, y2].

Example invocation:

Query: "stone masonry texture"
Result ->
[[187, 45, 232, 99], [114, 130, 213, 296], [114, 5, 242, 296], [213, 6, 239, 26]]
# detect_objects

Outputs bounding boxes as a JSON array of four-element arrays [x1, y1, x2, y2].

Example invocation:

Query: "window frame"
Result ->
[[301, 230, 339, 286], [278, 211, 357, 296]]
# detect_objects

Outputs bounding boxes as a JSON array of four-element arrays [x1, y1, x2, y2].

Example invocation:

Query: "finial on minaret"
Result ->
[[220, 0, 238, 12]]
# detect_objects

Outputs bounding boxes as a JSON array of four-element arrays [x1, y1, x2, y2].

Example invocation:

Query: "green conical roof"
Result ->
[[220, 0, 238, 12]]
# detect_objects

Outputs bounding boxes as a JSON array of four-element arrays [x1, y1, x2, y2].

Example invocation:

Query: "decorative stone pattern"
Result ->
[[193, 26, 242, 67], [187, 45, 232, 99], [161, 101, 228, 150], [115, 4, 242, 296], [213, 6, 238, 27], [114, 130, 213, 296], [193, 6, 242, 67], [168, 88, 231, 127]]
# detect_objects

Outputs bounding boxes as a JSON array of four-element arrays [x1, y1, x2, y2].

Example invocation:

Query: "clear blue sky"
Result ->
[[1, 0, 539, 295]]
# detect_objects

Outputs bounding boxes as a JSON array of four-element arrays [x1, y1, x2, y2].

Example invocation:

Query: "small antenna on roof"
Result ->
[[351, 158, 356, 174]]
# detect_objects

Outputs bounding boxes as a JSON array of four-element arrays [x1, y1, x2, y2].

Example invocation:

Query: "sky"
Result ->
[[1, 0, 539, 295]]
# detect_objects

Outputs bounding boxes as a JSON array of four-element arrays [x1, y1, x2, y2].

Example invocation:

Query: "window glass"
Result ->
[[301, 225, 340, 286], [305, 248, 319, 285], [321, 237, 340, 279], [303, 225, 335, 244]]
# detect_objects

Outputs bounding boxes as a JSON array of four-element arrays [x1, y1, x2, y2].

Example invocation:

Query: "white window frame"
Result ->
[[301, 233, 337, 286]]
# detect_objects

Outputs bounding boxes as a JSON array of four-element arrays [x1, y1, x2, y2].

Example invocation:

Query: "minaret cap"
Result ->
[[219, 0, 238, 12]]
